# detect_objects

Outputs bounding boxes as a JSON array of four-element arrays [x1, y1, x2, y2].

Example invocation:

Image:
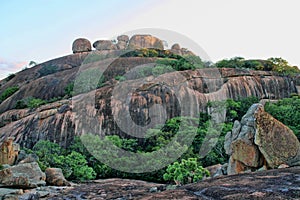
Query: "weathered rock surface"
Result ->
[[16, 150, 38, 164], [254, 104, 300, 168], [117, 35, 129, 50], [0, 67, 297, 149], [43, 167, 300, 199], [72, 38, 92, 53], [45, 168, 70, 186], [0, 137, 19, 165], [93, 40, 117, 50], [225, 104, 300, 174], [128, 34, 164, 50], [170, 43, 195, 56], [0, 162, 46, 189]]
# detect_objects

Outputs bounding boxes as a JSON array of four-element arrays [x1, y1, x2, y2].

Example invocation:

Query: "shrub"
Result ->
[[32, 140, 96, 181], [163, 158, 209, 185], [0, 86, 19, 102], [115, 75, 126, 82], [64, 151, 96, 181], [5, 73, 16, 82]]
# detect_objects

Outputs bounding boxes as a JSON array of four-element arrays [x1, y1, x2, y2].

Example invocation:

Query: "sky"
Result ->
[[1, 0, 300, 79]]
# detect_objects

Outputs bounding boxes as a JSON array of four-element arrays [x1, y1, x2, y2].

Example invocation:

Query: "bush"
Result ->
[[5, 73, 16, 82], [163, 158, 209, 185], [64, 151, 96, 181], [32, 140, 96, 181], [0, 86, 19, 102]]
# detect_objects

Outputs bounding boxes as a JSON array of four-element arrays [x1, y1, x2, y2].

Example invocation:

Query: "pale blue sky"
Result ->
[[1, 0, 300, 79]]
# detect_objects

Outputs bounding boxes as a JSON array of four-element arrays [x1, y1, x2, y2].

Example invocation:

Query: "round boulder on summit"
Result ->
[[72, 38, 92, 53], [127, 34, 164, 50]]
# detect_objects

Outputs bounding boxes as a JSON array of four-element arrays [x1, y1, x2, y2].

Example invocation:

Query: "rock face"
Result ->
[[128, 34, 164, 50], [0, 162, 46, 189], [225, 104, 300, 175], [45, 168, 70, 186], [0, 137, 19, 165], [0, 68, 297, 149], [93, 40, 117, 50], [72, 38, 92, 53]]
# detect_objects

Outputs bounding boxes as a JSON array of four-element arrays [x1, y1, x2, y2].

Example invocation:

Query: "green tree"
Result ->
[[163, 158, 209, 185]]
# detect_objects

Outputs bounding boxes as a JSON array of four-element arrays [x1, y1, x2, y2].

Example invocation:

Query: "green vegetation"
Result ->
[[0, 86, 19, 102], [5, 73, 16, 82], [163, 158, 210, 185], [64, 82, 74, 97], [32, 140, 96, 181], [27, 96, 263, 184], [15, 97, 47, 109], [215, 57, 300, 75], [115, 75, 126, 81], [265, 95, 300, 139]]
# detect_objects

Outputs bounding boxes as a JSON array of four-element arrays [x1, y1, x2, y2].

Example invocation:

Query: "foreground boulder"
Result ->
[[128, 34, 164, 50], [45, 168, 70, 186], [0, 162, 46, 188], [254, 104, 300, 167], [72, 38, 92, 53], [0, 137, 20, 165], [225, 104, 300, 174]]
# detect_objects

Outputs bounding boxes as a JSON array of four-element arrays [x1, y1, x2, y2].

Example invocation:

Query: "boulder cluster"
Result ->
[[0, 138, 70, 199], [225, 104, 300, 175], [71, 34, 195, 56]]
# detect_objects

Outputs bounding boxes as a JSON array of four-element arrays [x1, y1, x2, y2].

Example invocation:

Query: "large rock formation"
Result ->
[[0, 68, 297, 148], [72, 38, 92, 53], [225, 104, 300, 174], [127, 34, 164, 50]]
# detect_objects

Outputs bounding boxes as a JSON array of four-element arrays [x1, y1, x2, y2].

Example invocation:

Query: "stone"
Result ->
[[224, 120, 241, 155], [45, 168, 71, 186], [231, 139, 262, 167], [127, 34, 164, 50], [18, 192, 40, 200], [226, 103, 300, 175], [171, 43, 181, 50], [254, 105, 300, 168], [0, 188, 23, 197], [227, 157, 249, 175], [72, 38, 92, 53], [117, 41, 127, 50], [278, 164, 289, 169], [117, 35, 129, 42], [93, 40, 117, 50], [0, 162, 46, 188], [0, 137, 20, 165], [205, 164, 222, 177], [16, 152, 39, 164]]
